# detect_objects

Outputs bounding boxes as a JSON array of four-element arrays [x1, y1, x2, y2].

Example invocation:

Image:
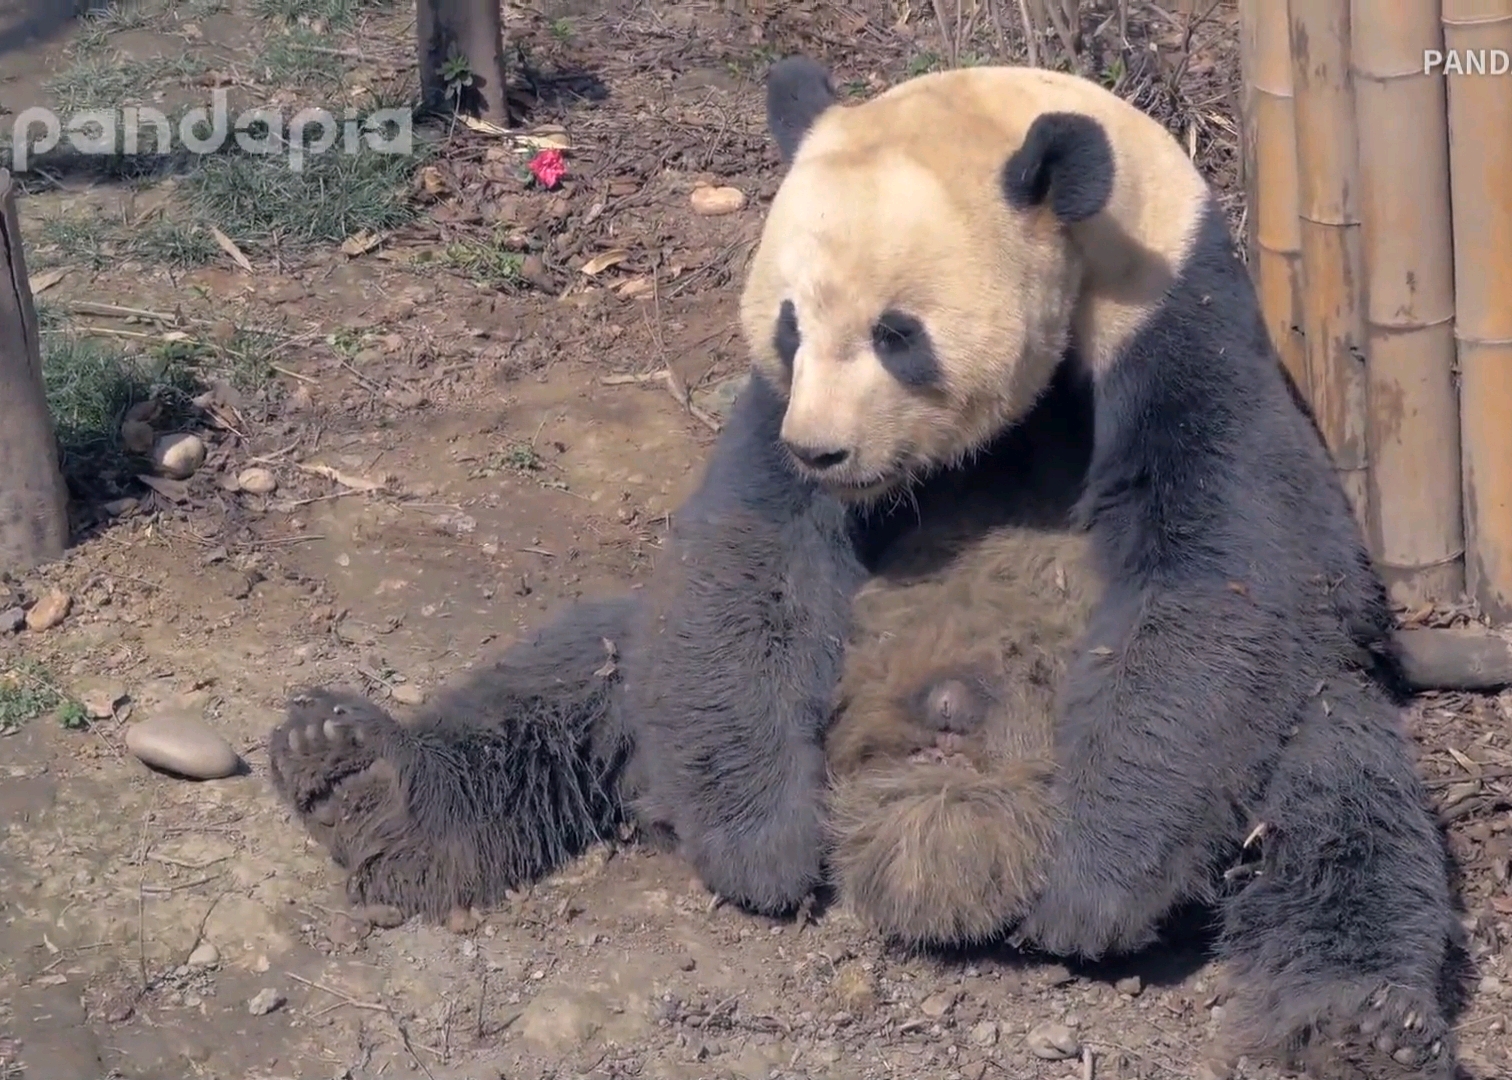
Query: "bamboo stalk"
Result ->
[[1442, 1, 1512, 624], [1237, 0, 1259, 269], [1290, 0, 1372, 526], [1241, 0, 1308, 395], [1351, 0, 1465, 606]]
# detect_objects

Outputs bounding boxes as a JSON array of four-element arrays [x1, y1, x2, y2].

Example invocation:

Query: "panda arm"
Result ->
[[1014, 209, 1450, 967], [625, 369, 868, 915]]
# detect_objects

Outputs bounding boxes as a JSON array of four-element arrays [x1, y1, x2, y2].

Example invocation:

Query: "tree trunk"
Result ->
[[417, 0, 509, 124], [0, 168, 70, 575]]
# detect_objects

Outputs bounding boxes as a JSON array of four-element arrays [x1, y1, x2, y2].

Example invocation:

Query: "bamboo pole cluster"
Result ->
[[1239, 0, 1512, 625]]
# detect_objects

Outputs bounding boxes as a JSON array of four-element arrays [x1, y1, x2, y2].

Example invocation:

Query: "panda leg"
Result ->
[[1215, 675, 1461, 1078], [1014, 583, 1289, 959], [267, 597, 638, 921]]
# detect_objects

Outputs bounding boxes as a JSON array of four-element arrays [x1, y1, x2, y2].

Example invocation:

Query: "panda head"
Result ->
[[740, 57, 1211, 502]]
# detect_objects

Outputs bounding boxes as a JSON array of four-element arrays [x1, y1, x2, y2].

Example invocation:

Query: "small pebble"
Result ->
[[689, 185, 746, 216], [327, 913, 372, 947], [152, 433, 206, 480], [236, 467, 278, 494], [187, 942, 219, 968], [1116, 974, 1143, 997], [81, 684, 127, 720], [124, 711, 241, 779], [101, 497, 138, 518], [920, 990, 957, 1018], [1026, 1021, 1081, 1061], [1041, 964, 1075, 987], [0, 607, 24, 633], [25, 589, 72, 631], [247, 988, 285, 1016], [970, 1020, 999, 1047], [391, 683, 425, 706], [1478, 974, 1502, 995]]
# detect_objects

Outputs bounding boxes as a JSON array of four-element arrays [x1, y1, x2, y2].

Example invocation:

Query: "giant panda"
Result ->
[[266, 57, 1463, 1078]]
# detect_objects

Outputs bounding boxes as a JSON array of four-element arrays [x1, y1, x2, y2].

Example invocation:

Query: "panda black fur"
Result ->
[[266, 57, 1463, 1078]]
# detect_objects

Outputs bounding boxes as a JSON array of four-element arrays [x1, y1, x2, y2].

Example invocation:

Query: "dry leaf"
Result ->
[[29, 267, 67, 293], [460, 114, 510, 137], [208, 225, 253, 272], [1447, 746, 1483, 777], [616, 275, 655, 300], [510, 122, 571, 151], [135, 474, 191, 503], [340, 230, 384, 257], [418, 165, 448, 197], [579, 248, 629, 276], [513, 131, 572, 151], [690, 185, 747, 216], [295, 461, 385, 493]]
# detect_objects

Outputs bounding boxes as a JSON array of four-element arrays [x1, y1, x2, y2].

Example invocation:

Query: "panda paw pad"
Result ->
[[268, 688, 401, 824]]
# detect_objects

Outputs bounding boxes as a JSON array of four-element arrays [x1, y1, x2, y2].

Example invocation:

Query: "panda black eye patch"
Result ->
[[871, 310, 940, 388], [774, 300, 801, 369]]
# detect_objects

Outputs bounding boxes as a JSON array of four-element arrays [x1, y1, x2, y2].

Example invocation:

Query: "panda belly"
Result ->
[[824, 520, 1098, 948]]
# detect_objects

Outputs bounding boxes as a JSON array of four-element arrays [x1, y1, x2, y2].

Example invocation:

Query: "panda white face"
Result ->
[[741, 148, 1082, 503]]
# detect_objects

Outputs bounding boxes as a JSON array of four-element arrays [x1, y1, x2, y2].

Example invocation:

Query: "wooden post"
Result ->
[[1240, 0, 1308, 393], [1351, 1, 1465, 606], [1290, 0, 1372, 525], [416, 0, 509, 123], [1443, 1, 1512, 624], [0, 169, 70, 574]]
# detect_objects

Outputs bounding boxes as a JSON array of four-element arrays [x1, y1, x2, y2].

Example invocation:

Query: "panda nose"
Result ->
[[782, 440, 850, 471]]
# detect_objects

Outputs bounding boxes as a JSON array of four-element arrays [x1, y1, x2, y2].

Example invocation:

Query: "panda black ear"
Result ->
[[1001, 112, 1114, 224], [766, 56, 837, 165]]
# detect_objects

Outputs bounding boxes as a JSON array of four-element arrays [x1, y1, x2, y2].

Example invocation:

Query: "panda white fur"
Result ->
[[266, 57, 1463, 1078]]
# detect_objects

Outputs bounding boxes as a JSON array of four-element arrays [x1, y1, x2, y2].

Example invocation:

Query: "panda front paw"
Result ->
[[1012, 848, 1173, 959], [678, 800, 826, 918]]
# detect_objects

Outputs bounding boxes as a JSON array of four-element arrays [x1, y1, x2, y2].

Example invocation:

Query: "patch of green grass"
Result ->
[[257, 26, 345, 85], [439, 238, 522, 288], [466, 443, 544, 479], [181, 0, 229, 17], [72, 0, 161, 52], [183, 122, 428, 249], [549, 18, 574, 41], [45, 50, 209, 112], [0, 660, 87, 735], [251, 0, 388, 30], [127, 216, 220, 267], [29, 209, 218, 271], [32, 214, 116, 270], [39, 309, 203, 478], [905, 52, 944, 77], [145, 327, 283, 395]]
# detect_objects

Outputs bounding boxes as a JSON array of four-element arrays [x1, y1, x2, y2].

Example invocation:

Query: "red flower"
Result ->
[[528, 149, 567, 189]]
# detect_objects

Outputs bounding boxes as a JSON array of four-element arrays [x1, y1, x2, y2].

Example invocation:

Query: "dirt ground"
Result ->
[[3, 2, 1512, 1079]]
